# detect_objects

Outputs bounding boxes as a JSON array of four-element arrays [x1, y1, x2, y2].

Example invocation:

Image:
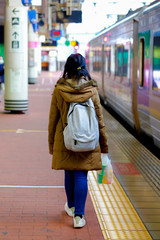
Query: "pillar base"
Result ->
[[28, 77, 38, 84], [5, 99, 28, 111]]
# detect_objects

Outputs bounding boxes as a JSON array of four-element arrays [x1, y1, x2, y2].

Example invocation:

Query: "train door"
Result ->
[[132, 19, 140, 132], [149, 31, 160, 148], [101, 43, 105, 99], [137, 30, 151, 134]]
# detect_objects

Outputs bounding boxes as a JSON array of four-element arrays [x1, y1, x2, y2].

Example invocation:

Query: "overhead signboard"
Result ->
[[38, 13, 45, 19], [22, 0, 42, 6], [42, 41, 57, 47], [50, 29, 64, 41], [31, 0, 42, 6], [56, 11, 82, 23], [21, 0, 32, 5], [38, 13, 45, 27]]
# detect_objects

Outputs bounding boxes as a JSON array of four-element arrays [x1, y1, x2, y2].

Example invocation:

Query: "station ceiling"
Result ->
[[0, 0, 84, 37]]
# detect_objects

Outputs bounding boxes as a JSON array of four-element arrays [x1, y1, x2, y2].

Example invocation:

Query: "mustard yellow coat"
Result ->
[[48, 77, 108, 170]]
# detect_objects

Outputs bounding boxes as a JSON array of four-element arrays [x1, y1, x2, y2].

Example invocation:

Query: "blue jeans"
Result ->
[[64, 170, 88, 215]]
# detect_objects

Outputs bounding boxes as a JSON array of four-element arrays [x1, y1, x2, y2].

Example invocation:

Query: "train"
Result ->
[[86, 0, 160, 149]]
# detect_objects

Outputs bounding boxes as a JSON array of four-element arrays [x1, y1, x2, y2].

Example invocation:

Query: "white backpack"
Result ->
[[63, 98, 99, 152]]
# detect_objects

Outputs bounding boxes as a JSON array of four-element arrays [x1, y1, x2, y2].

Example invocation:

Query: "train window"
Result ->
[[123, 48, 128, 76], [153, 34, 160, 91], [139, 38, 145, 87], [115, 45, 128, 77], [111, 45, 115, 75], [105, 46, 111, 73], [93, 50, 101, 72], [115, 45, 123, 76]]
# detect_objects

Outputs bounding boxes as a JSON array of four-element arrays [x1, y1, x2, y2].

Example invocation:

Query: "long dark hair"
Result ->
[[62, 53, 91, 80]]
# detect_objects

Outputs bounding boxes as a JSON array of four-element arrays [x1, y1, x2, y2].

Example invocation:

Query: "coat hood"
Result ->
[[55, 77, 98, 103]]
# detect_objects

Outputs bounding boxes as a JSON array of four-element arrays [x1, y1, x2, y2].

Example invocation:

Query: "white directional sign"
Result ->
[[6, 7, 25, 53]]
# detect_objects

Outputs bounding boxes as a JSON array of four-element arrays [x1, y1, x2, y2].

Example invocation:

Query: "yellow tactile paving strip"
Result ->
[[88, 171, 152, 240]]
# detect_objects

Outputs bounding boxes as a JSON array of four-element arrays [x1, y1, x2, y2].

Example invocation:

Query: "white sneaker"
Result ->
[[64, 202, 75, 217], [73, 216, 86, 228]]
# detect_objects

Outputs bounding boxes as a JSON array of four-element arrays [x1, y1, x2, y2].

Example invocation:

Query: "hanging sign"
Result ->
[[31, 0, 42, 6], [21, 0, 42, 7], [50, 30, 62, 41], [28, 9, 36, 24], [56, 11, 82, 23], [28, 9, 39, 32], [21, 0, 32, 6]]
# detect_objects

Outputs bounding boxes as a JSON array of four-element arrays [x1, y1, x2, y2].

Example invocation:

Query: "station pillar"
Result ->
[[28, 22, 38, 83], [4, 0, 28, 111], [37, 37, 42, 75]]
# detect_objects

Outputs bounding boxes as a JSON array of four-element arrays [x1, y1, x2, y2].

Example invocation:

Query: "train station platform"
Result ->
[[0, 71, 160, 240]]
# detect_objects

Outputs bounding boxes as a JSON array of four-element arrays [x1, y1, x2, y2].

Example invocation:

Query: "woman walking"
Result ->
[[48, 53, 108, 228]]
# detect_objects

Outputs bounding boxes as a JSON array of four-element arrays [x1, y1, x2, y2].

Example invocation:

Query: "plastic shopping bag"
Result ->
[[97, 154, 113, 184]]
